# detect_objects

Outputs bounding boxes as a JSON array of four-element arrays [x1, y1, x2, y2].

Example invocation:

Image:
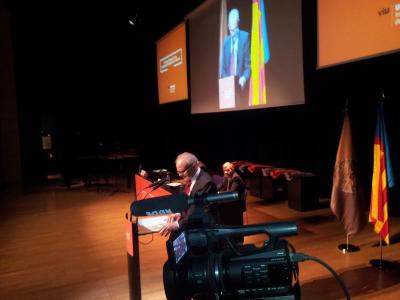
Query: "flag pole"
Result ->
[[370, 237, 394, 269], [369, 96, 395, 270], [338, 233, 360, 253], [332, 97, 366, 253], [337, 98, 361, 253]]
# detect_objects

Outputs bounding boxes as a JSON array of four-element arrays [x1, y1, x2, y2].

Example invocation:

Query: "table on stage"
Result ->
[[74, 151, 140, 191]]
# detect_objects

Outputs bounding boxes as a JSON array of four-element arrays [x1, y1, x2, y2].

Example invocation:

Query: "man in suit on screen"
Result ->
[[220, 8, 251, 107]]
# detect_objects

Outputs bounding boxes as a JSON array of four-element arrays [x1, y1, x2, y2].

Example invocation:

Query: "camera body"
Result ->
[[163, 222, 300, 300]]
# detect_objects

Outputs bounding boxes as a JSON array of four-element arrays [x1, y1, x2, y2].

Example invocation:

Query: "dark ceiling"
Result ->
[[4, 0, 205, 111], [5, 0, 205, 41]]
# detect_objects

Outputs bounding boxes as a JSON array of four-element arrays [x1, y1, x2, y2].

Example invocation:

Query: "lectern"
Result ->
[[126, 174, 173, 300], [219, 75, 236, 109]]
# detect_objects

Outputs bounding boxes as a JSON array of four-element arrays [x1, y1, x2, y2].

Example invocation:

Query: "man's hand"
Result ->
[[239, 76, 247, 89], [160, 213, 181, 237]]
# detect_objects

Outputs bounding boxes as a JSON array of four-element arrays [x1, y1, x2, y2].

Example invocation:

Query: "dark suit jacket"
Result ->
[[219, 171, 244, 194], [188, 169, 217, 197], [217, 172, 246, 226], [178, 169, 217, 229], [220, 29, 251, 81]]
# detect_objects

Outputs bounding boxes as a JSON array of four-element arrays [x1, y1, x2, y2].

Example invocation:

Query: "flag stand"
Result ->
[[370, 237, 394, 269], [368, 98, 395, 270], [338, 233, 360, 253]]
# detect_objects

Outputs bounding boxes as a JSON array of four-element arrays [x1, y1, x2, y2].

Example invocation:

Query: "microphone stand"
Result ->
[[141, 187, 156, 200], [137, 176, 170, 200]]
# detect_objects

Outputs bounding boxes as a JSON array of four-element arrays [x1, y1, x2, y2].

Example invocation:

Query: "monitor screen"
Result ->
[[156, 22, 189, 104], [188, 0, 305, 114], [173, 231, 188, 264], [318, 0, 400, 68]]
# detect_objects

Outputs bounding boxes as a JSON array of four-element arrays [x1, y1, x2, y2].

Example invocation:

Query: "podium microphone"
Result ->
[[136, 174, 170, 200], [140, 173, 171, 199], [147, 177, 169, 189]]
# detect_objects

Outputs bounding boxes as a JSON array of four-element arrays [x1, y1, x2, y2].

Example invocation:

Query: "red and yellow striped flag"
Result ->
[[249, 0, 269, 106], [369, 102, 395, 245]]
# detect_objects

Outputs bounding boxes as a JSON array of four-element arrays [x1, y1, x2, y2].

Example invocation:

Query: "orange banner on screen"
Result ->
[[318, 0, 400, 67], [156, 22, 188, 104]]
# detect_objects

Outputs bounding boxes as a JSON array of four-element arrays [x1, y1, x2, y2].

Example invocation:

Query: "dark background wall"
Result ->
[[0, 1, 21, 187], [1, 0, 399, 206]]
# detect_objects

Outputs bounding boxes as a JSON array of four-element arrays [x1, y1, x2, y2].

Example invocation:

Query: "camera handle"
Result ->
[[207, 221, 298, 250], [183, 192, 239, 229], [185, 195, 220, 229]]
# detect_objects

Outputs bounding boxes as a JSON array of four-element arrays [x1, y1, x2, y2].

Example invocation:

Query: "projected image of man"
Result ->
[[220, 8, 251, 96]]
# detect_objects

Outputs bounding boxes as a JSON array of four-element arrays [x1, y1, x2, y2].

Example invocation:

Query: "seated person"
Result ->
[[160, 152, 217, 237], [217, 162, 246, 227]]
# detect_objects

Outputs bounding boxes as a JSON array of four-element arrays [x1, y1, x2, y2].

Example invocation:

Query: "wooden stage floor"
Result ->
[[1, 184, 400, 299]]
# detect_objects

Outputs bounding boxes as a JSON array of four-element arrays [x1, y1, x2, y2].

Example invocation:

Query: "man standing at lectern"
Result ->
[[220, 8, 251, 107], [160, 152, 217, 236]]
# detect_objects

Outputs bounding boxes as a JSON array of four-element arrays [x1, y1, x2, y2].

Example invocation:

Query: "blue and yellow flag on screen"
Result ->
[[369, 102, 395, 245], [249, 0, 270, 106]]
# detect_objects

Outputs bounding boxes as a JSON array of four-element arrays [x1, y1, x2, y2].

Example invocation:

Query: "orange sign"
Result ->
[[318, 0, 400, 67], [156, 22, 188, 103], [135, 175, 171, 200]]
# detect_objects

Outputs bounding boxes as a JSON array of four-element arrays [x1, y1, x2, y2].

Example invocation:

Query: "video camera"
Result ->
[[131, 191, 350, 300], [161, 193, 301, 300]]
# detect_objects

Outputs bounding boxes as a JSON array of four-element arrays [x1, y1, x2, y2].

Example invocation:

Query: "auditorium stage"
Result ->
[[0, 184, 400, 299]]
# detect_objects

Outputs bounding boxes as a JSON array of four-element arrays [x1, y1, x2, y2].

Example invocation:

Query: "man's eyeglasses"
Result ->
[[177, 163, 193, 177]]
